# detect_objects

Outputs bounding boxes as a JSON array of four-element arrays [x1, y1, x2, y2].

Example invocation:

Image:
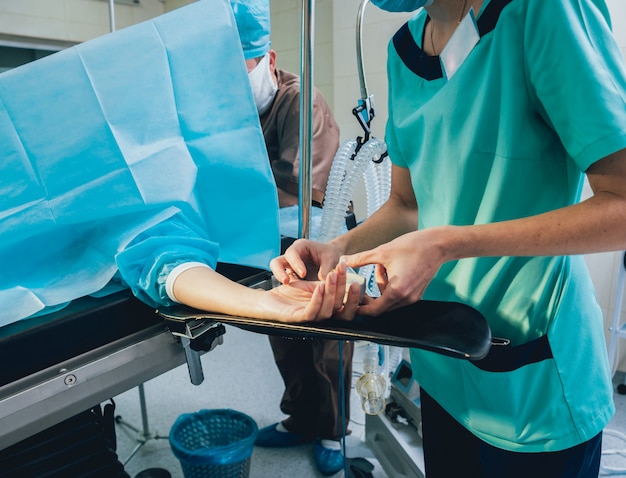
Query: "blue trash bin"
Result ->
[[169, 409, 258, 478]]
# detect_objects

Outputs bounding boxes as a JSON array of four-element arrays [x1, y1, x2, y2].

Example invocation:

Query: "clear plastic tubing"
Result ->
[[361, 139, 389, 217], [318, 139, 357, 242], [353, 139, 389, 288], [318, 137, 387, 243]]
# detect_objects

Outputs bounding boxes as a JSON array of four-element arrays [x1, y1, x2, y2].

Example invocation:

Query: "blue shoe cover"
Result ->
[[254, 423, 312, 447], [314, 439, 344, 476]]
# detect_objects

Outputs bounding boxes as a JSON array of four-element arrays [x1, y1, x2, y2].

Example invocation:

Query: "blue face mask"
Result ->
[[369, 0, 434, 12]]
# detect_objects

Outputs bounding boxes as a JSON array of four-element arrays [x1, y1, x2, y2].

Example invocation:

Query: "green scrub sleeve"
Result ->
[[524, 0, 626, 171]]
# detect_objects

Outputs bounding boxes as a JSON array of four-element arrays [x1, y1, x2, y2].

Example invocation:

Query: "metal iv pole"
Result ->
[[108, 0, 116, 32], [298, 0, 314, 239], [105, 1, 169, 465]]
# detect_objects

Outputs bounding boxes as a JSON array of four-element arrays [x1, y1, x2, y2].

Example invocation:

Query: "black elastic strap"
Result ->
[[471, 334, 553, 372]]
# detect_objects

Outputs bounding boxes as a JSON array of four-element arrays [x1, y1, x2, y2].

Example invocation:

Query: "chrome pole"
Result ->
[[354, 0, 375, 132], [298, 0, 314, 239], [108, 0, 116, 32], [356, 0, 369, 100]]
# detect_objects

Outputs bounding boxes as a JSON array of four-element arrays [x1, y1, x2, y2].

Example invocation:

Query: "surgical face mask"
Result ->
[[370, 0, 434, 12], [248, 53, 278, 116]]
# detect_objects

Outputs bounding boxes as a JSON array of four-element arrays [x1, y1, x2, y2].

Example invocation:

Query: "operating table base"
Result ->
[[114, 384, 169, 466]]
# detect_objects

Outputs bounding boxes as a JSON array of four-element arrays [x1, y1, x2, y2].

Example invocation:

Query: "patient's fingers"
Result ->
[[318, 271, 339, 319], [333, 282, 361, 321], [333, 260, 348, 311], [298, 281, 324, 322]]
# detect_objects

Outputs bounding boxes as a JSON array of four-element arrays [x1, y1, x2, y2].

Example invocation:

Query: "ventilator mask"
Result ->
[[370, 0, 434, 12], [248, 52, 277, 115]]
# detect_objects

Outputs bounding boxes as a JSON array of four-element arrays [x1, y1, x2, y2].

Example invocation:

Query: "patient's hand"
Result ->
[[260, 263, 361, 323], [172, 263, 361, 324]]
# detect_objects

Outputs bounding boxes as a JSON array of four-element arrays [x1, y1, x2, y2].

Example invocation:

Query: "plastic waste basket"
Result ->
[[169, 409, 258, 478]]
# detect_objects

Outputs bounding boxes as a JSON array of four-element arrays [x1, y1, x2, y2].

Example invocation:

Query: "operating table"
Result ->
[[0, 262, 272, 454]]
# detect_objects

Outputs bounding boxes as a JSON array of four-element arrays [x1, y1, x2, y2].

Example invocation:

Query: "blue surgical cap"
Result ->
[[230, 0, 271, 60]]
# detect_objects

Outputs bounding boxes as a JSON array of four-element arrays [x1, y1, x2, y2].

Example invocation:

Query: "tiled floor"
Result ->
[[114, 326, 626, 477], [114, 325, 389, 478]]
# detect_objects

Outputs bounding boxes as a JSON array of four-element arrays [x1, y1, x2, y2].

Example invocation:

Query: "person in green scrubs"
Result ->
[[271, 0, 626, 476]]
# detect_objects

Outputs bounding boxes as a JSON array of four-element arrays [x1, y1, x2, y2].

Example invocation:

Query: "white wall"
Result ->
[[607, 0, 626, 58], [332, 1, 411, 142], [269, 0, 334, 112], [0, 0, 165, 48]]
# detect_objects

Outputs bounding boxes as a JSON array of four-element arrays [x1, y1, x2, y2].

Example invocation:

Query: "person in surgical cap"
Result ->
[[271, 0, 626, 476], [230, 1, 349, 475], [231, 0, 338, 209]]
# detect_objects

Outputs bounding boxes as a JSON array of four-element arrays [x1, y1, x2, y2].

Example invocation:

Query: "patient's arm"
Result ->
[[115, 213, 362, 322], [171, 263, 361, 323]]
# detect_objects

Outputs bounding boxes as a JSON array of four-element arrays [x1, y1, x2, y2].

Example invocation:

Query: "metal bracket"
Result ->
[[166, 319, 226, 385], [162, 266, 273, 385]]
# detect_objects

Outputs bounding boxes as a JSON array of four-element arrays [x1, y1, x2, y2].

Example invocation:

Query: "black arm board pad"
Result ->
[[158, 299, 492, 361]]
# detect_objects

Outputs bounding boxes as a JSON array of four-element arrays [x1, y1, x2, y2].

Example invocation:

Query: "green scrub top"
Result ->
[[386, 0, 626, 452]]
